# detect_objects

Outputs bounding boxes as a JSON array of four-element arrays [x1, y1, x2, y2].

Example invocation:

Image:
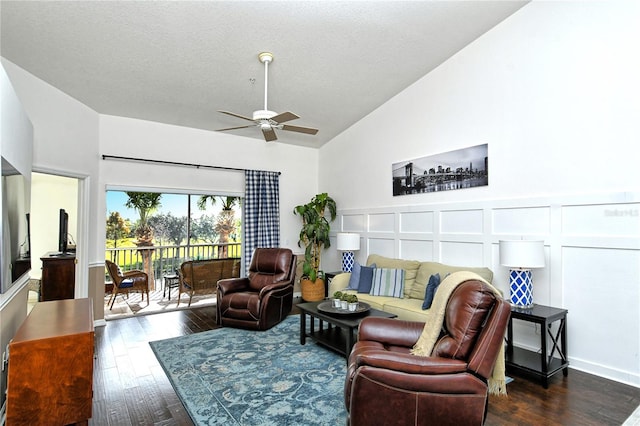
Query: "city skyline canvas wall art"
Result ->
[[392, 144, 488, 196]]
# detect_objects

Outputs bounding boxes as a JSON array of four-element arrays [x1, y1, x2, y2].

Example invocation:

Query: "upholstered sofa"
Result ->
[[178, 257, 241, 306], [328, 254, 494, 322]]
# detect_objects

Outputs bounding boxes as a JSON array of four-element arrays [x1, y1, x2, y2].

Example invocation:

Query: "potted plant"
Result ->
[[333, 291, 343, 308], [347, 294, 359, 311], [294, 193, 337, 301], [125, 191, 162, 288], [340, 292, 350, 310]]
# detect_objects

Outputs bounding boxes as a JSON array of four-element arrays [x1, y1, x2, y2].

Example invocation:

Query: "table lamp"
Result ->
[[336, 233, 360, 272], [499, 240, 545, 308]]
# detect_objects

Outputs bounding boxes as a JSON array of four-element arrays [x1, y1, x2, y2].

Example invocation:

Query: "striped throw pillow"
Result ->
[[370, 268, 405, 298]]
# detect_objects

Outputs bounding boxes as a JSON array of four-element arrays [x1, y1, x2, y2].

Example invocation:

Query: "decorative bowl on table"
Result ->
[[317, 301, 370, 315]]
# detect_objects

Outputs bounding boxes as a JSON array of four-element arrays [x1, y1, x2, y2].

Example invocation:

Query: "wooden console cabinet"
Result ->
[[40, 252, 76, 301], [6, 298, 94, 425]]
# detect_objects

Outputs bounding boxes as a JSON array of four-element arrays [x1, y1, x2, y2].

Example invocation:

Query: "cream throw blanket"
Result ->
[[410, 271, 507, 396]]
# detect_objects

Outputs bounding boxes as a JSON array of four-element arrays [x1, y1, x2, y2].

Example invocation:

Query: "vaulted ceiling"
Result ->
[[1, 1, 528, 147]]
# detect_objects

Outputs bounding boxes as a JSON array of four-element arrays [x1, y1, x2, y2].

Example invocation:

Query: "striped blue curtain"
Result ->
[[243, 170, 280, 274]]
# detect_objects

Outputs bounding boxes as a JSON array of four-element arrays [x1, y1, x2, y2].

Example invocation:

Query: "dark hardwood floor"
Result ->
[[91, 304, 640, 425]]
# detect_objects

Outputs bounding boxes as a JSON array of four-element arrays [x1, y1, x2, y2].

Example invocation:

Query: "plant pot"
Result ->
[[348, 302, 358, 312], [332, 298, 342, 308], [301, 278, 325, 302], [340, 300, 348, 310]]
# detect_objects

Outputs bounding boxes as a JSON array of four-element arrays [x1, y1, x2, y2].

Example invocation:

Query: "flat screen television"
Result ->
[[58, 208, 69, 254]]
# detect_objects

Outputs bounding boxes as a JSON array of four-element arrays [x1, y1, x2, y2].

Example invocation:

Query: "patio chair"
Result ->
[[105, 260, 150, 310]]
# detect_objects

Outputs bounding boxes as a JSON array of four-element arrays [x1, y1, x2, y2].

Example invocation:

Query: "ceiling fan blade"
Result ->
[[262, 126, 278, 142], [216, 125, 255, 132], [270, 111, 299, 124], [218, 110, 255, 122], [281, 124, 319, 135]]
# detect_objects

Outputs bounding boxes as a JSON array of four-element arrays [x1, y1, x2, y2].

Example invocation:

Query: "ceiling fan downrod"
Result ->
[[257, 52, 274, 119]]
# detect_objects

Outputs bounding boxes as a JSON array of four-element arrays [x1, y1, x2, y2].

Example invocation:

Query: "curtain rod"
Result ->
[[101, 155, 281, 175]]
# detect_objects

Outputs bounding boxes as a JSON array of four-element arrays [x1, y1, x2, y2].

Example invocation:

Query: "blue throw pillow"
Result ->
[[422, 273, 441, 310], [346, 261, 362, 290], [357, 264, 376, 294]]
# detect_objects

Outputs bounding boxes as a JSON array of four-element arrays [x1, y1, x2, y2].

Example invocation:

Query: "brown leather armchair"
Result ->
[[345, 279, 511, 426], [217, 248, 296, 330]]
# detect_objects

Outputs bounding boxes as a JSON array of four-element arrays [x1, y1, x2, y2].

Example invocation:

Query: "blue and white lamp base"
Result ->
[[342, 252, 355, 272], [509, 268, 534, 308]]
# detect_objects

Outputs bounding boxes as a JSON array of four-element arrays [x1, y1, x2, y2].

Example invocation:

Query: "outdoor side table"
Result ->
[[163, 274, 180, 300]]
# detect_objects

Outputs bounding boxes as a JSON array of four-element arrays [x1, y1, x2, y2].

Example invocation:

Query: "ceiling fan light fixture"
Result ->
[[253, 109, 277, 121]]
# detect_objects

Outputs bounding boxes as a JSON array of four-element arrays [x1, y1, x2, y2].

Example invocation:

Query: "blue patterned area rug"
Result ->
[[150, 315, 347, 425]]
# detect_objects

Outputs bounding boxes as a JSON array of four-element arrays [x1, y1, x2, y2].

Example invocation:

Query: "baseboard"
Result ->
[[513, 342, 640, 388], [622, 403, 640, 425]]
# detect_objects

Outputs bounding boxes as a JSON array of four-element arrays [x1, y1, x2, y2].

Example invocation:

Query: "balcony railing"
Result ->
[[106, 242, 242, 280]]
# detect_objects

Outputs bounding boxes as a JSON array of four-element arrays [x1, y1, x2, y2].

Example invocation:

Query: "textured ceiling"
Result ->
[[1, 1, 528, 147]]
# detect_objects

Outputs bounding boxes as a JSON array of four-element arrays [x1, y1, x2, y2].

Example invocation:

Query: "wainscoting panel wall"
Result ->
[[440, 209, 484, 234], [329, 191, 640, 387], [342, 214, 365, 233], [400, 239, 433, 261], [399, 211, 433, 233]]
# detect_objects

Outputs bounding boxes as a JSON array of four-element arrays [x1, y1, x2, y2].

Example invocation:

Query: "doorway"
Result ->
[[30, 171, 87, 309], [104, 189, 243, 320]]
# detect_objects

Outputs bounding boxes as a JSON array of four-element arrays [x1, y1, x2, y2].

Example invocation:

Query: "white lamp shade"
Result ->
[[336, 233, 360, 251], [499, 240, 545, 269]]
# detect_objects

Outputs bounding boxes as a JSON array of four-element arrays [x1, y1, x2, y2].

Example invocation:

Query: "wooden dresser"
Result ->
[[6, 298, 94, 425], [40, 252, 76, 301]]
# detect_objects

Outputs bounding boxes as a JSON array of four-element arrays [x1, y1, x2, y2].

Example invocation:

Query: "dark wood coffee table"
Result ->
[[298, 300, 397, 357]]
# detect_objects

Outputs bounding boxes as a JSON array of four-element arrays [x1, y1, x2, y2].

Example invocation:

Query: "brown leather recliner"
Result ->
[[345, 279, 511, 426], [217, 248, 296, 330]]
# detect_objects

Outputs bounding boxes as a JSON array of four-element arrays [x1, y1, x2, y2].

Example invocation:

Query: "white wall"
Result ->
[[0, 62, 33, 409], [320, 1, 640, 205], [319, 2, 640, 387], [30, 173, 78, 279], [1, 66, 32, 178], [1, 57, 99, 294], [98, 115, 318, 255]]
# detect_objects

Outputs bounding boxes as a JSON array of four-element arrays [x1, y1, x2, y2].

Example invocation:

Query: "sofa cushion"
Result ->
[[370, 268, 405, 298], [366, 254, 421, 298], [410, 262, 494, 300], [348, 291, 392, 311], [380, 298, 429, 322]]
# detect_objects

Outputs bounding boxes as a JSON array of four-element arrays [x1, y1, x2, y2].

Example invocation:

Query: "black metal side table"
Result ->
[[506, 304, 569, 388], [323, 270, 344, 298], [163, 274, 180, 300]]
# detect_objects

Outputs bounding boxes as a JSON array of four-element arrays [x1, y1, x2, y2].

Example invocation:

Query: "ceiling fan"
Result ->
[[216, 52, 319, 142]]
